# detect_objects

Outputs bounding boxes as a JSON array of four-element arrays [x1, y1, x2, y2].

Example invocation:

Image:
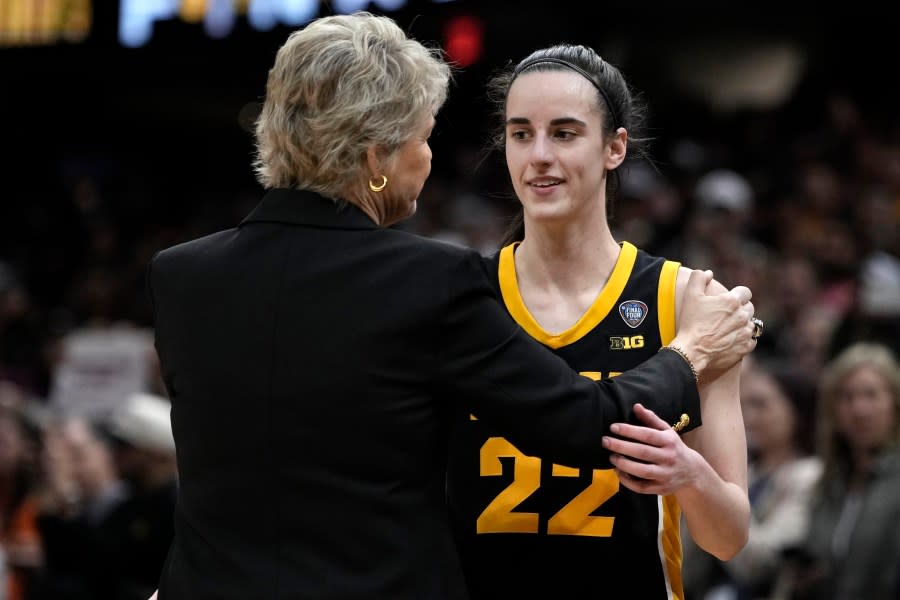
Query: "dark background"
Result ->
[[1, 0, 898, 385], [4, 1, 896, 222]]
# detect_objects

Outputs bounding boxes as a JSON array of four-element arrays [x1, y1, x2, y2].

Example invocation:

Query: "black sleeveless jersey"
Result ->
[[447, 241, 691, 599]]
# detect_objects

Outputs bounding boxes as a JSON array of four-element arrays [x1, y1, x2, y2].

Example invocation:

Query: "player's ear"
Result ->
[[605, 127, 627, 170]]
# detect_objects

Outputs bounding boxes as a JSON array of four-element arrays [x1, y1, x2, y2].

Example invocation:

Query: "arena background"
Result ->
[[1, 0, 898, 452], [0, 2, 899, 598], [0, 0, 900, 393]]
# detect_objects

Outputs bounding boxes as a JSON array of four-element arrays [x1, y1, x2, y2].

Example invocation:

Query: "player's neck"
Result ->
[[516, 219, 620, 294]]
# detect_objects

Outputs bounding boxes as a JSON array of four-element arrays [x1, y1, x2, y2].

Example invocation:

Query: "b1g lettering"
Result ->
[[609, 335, 644, 350]]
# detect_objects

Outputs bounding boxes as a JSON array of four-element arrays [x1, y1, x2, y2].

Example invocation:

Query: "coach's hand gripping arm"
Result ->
[[667, 269, 756, 378]]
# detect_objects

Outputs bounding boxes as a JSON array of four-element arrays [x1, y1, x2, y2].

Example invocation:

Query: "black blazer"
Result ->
[[149, 188, 700, 599]]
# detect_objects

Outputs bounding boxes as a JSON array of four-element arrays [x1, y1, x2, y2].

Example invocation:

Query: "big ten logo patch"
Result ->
[[609, 335, 645, 350]]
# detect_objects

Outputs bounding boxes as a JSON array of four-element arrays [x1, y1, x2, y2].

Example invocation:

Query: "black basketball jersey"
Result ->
[[447, 241, 690, 599]]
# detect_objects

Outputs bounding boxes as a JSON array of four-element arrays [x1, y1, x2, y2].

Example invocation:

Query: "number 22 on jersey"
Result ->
[[476, 371, 620, 537]]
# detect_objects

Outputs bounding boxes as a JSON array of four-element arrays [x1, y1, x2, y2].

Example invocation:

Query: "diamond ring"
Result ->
[[751, 317, 764, 340]]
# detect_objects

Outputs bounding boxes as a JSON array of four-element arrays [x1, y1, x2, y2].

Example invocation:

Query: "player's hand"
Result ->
[[602, 403, 702, 495]]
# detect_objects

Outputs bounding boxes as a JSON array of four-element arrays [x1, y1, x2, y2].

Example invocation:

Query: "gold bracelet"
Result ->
[[659, 345, 700, 383]]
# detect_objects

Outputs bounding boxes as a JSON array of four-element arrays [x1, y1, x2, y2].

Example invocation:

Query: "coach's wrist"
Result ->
[[666, 335, 709, 379]]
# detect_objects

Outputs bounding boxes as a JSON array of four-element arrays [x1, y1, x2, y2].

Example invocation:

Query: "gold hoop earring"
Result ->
[[368, 175, 388, 193]]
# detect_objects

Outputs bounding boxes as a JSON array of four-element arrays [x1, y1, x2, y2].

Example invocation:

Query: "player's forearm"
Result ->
[[677, 462, 750, 561]]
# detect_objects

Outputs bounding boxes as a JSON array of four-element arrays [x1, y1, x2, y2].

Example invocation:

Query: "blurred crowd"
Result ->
[[0, 71, 899, 599]]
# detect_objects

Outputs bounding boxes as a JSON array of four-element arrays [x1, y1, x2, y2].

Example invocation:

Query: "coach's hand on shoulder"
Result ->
[[669, 270, 756, 377]]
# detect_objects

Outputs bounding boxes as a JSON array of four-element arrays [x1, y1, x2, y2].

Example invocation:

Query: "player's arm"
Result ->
[[675, 268, 749, 560], [677, 364, 749, 559], [603, 390, 749, 559], [602, 268, 749, 559]]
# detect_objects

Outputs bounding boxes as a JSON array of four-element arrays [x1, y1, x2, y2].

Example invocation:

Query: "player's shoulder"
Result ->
[[629, 243, 673, 269], [674, 265, 728, 295], [626, 243, 721, 295]]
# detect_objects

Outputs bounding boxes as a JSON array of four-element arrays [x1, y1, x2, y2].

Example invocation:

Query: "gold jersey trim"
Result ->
[[498, 241, 638, 349], [658, 260, 680, 346], [660, 493, 685, 599]]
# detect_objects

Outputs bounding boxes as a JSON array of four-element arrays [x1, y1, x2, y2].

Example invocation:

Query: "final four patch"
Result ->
[[619, 300, 648, 328]]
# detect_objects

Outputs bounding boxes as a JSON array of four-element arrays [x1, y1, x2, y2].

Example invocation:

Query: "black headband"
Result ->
[[513, 57, 620, 131]]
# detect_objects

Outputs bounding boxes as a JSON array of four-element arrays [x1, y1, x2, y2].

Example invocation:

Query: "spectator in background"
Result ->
[[100, 392, 176, 600], [613, 160, 686, 254], [33, 414, 128, 599], [683, 358, 822, 600], [827, 184, 900, 360], [761, 256, 839, 380], [778, 161, 846, 261], [0, 405, 42, 600], [781, 343, 900, 600], [0, 264, 43, 396], [662, 168, 768, 291], [45, 290, 156, 423], [31, 394, 175, 600]]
